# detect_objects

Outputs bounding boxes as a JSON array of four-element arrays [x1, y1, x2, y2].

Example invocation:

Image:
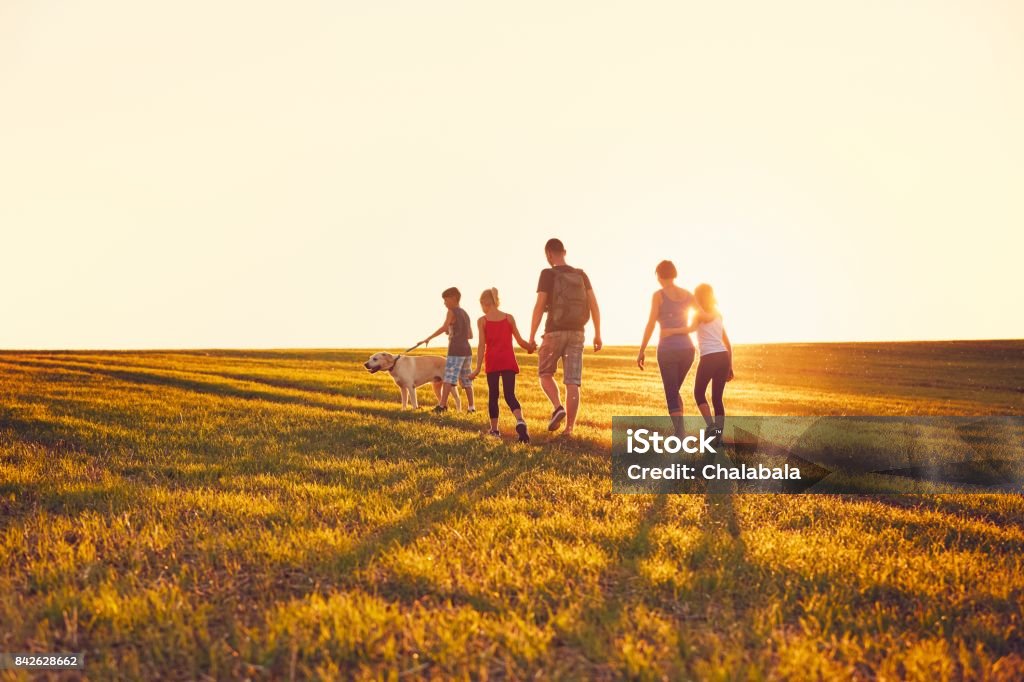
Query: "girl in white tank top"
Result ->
[[696, 314, 728, 356], [689, 283, 733, 439]]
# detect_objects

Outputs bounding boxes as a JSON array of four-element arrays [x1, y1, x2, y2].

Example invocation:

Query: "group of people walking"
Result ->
[[419, 238, 732, 444]]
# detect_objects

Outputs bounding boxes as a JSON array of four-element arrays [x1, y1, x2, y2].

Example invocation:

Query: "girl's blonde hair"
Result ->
[[480, 287, 500, 306], [694, 283, 717, 312]]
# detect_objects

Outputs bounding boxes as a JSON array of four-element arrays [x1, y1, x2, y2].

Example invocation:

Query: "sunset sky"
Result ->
[[1, 1, 1022, 349]]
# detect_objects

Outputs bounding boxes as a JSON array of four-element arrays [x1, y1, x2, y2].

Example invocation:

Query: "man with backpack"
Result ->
[[528, 238, 603, 436]]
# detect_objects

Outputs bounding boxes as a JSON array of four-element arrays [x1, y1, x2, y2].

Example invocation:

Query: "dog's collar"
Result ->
[[387, 355, 402, 373]]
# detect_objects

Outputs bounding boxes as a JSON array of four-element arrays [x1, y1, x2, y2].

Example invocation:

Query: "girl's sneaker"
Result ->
[[487, 429, 501, 438], [515, 422, 530, 443], [432, 405, 447, 413], [467, 407, 476, 413]]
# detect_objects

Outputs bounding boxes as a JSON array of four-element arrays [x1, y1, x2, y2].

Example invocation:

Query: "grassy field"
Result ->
[[1, 341, 1023, 680]]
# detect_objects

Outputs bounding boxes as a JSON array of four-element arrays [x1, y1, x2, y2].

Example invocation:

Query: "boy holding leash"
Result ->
[[420, 287, 476, 413]]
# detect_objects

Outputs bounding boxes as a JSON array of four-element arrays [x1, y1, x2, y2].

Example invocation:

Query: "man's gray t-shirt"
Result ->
[[448, 307, 472, 356]]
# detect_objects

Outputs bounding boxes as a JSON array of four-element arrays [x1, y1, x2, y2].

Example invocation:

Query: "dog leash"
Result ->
[[389, 341, 427, 373]]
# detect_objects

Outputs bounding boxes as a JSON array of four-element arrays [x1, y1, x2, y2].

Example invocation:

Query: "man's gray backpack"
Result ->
[[549, 268, 590, 329]]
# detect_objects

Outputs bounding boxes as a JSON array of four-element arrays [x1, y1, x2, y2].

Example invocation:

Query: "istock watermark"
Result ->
[[611, 416, 1024, 494]]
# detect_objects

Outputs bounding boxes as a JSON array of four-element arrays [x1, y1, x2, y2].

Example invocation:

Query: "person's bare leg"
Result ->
[[540, 374, 561, 409], [464, 385, 475, 411], [438, 383, 453, 409], [564, 384, 580, 434]]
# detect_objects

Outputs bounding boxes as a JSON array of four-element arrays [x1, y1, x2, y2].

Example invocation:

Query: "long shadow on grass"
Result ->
[[840, 495, 1024, 554], [10, 354, 368, 400], [4, 358, 619, 468], [21, 354, 612, 442], [556, 483, 758, 676], [864, 494, 1024, 532], [0, 480, 141, 524], [667, 490, 1024, 674], [0, 358, 496, 439], [1, 356, 542, 517], [0, 413, 495, 531], [229, 453, 532, 620], [328, 456, 527, 577], [184, 363, 618, 461], [557, 494, 670, 669], [1, 358, 361, 410]]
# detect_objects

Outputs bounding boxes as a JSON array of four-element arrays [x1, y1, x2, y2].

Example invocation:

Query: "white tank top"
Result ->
[[697, 314, 728, 356]]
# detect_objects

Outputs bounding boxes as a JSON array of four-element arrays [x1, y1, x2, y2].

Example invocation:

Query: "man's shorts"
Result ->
[[443, 355, 473, 387], [537, 330, 585, 386]]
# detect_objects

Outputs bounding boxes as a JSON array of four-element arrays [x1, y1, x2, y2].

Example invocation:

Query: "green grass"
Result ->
[[1, 341, 1023, 680]]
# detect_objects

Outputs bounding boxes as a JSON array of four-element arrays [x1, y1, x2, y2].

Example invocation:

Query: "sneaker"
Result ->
[[515, 422, 530, 443], [432, 405, 447, 414], [466, 407, 476, 413], [547, 406, 566, 431], [487, 429, 501, 438]]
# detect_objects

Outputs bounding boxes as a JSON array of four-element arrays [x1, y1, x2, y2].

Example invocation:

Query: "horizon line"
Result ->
[[1, 337, 1021, 353]]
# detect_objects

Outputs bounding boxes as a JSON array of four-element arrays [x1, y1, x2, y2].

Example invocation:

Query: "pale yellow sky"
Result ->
[[1, 1, 1022, 349]]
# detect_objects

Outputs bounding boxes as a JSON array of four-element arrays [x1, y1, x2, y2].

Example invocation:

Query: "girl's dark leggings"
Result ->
[[657, 341, 695, 413], [487, 370, 521, 419], [694, 351, 730, 416]]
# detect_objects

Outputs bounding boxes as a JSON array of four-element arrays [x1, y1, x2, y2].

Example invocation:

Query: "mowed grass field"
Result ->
[[1, 341, 1023, 680]]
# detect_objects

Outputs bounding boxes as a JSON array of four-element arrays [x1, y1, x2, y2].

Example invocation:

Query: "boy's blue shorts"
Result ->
[[443, 355, 473, 387]]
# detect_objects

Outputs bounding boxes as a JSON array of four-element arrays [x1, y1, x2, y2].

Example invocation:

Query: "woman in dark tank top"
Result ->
[[636, 260, 700, 435]]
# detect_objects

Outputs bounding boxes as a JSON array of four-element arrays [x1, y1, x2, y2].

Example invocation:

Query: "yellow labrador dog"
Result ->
[[363, 352, 460, 410]]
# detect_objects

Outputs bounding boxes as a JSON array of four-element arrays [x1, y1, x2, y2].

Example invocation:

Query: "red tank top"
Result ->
[[484, 316, 519, 374]]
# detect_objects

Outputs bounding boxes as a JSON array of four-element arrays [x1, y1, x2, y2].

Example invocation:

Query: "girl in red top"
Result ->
[[470, 288, 532, 442]]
